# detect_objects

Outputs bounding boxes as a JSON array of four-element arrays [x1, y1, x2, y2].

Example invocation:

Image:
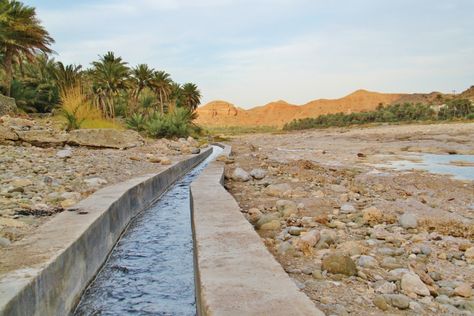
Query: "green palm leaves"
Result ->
[[0, 0, 54, 96], [181, 83, 202, 111], [131, 64, 154, 99], [91, 51, 130, 118], [151, 70, 172, 114], [0, 0, 203, 125]]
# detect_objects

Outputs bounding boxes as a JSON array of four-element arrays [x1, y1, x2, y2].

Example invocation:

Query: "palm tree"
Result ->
[[151, 70, 172, 114], [131, 64, 154, 99], [167, 82, 183, 113], [129, 64, 154, 114], [9, 53, 60, 113], [91, 51, 130, 118], [0, 0, 54, 96], [181, 83, 201, 111], [54, 61, 82, 96]]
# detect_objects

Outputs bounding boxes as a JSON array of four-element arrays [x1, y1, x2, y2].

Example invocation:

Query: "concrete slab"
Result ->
[[0, 148, 212, 316], [191, 144, 324, 316]]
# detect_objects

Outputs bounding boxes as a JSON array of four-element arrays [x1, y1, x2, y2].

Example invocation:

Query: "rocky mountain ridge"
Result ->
[[196, 88, 472, 127]]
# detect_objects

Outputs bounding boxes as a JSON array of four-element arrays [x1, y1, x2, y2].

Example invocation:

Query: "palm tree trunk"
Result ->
[[108, 92, 115, 118], [169, 100, 176, 113], [159, 90, 164, 114], [131, 86, 142, 115], [3, 49, 13, 97]]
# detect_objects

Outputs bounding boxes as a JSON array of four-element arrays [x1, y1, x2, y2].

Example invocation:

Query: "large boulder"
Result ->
[[1, 115, 35, 131], [399, 213, 418, 229], [0, 94, 17, 116], [265, 183, 292, 197], [0, 125, 18, 144], [17, 129, 68, 146], [321, 252, 357, 276], [464, 247, 474, 264], [231, 168, 251, 182], [401, 273, 430, 296], [67, 129, 144, 149], [250, 168, 267, 180], [294, 230, 320, 254], [276, 199, 297, 217]]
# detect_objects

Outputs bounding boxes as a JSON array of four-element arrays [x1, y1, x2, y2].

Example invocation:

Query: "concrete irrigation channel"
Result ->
[[73, 145, 223, 315], [0, 144, 324, 316]]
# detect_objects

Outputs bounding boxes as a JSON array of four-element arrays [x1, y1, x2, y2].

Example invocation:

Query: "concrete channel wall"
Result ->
[[0, 148, 212, 316], [191, 144, 325, 316]]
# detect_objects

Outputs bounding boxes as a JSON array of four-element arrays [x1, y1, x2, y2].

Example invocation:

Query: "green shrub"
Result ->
[[61, 108, 84, 131], [144, 108, 198, 138], [438, 99, 474, 120], [126, 113, 146, 131]]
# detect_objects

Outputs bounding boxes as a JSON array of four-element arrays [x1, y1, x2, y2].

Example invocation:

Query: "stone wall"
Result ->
[[0, 94, 17, 116]]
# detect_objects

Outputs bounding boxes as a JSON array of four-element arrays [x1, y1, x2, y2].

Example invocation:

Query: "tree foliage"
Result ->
[[0, 0, 54, 96], [284, 100, 474, 131]]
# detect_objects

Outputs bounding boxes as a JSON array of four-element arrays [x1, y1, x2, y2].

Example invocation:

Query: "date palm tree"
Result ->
[[91, 51, 130, 118], [11, 53, 59, 112], [151, 70, 172, 114], [131, 64, 154, 99], [181, 83, 201, 111], [0, 0, 54, 96], [167, 82, 183, 113], [53, 61, 82, 96], [129, 64, 154, 114]]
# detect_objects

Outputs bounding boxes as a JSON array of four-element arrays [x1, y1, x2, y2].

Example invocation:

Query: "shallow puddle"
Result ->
[[376, 154, 474, 181]]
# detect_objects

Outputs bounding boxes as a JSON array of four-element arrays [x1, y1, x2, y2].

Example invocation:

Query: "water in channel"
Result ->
[[74, 146, 222, 316]]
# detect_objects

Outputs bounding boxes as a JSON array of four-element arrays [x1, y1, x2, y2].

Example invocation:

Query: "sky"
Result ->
[[28, 0, 474, 108]]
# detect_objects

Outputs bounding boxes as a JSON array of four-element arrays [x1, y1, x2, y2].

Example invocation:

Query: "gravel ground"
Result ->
[[0, 137, 205, 246], [225, 122, 474, 315]]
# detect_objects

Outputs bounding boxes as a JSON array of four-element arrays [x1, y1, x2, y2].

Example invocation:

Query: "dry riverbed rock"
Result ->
[[220, 123, 474, 315], [321, 252, 357, 276], [67, 129, 144, 149], [250, 168, 266, 180], [276, 200, 297, 217], [265, 183, 292, 197], [401, 273, 431, 296], [231, 168, 251, 182]]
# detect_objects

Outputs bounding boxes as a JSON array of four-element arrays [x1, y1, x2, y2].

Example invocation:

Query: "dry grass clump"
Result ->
[[61, 85, 101, 120], [60, 85, 122, 130], [419, 218, 474, 239]]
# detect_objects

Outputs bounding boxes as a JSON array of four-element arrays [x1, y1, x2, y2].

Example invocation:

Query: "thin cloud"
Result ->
[[30, 0, 474, 107]]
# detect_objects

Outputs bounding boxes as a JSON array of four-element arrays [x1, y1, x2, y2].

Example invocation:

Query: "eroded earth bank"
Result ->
[[225, 123, 474, 315]]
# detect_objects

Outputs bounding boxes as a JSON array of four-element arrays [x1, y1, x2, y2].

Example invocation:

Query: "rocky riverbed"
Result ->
[[0, 115, 206, 249], [225, 123, 474, 315]]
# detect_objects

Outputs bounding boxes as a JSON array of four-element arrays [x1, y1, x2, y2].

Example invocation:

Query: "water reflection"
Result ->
[[377, 154, 474, 181]]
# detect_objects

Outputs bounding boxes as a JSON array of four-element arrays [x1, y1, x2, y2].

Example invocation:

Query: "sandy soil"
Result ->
[[225, 122, 474, 315]]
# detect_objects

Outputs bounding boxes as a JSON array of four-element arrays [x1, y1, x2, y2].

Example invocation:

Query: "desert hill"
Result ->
[[195, 88, 466, 127], [460, 85, 474, 100]]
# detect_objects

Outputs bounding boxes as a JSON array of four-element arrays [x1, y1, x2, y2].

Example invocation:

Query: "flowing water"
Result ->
[[74, 146, 222, 316]]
